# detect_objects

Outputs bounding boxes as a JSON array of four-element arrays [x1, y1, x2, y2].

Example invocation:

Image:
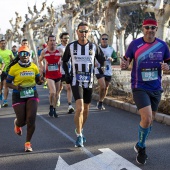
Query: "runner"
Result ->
[[95, 33, 117, 110], [62, 21, 105, 147], [57, 32, 74, 113], [39, 35, 62, 118], [37, 43, 48, 89], [0, 55, 5, 100], [11, 45, 18, 58], [6, 46, 44, 152], [121, 18, 170, 164], [21, 39, 36, 63], [0, 38, 14, 107]]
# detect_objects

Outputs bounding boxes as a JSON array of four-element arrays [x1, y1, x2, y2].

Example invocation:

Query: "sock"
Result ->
[[137, 125, 150, 148], [77, 133, 82, 137], [146, 124, 152, 139], [58, 94, 60, 101], [68, 102, 72, 106], [75, 129, 83, 137]]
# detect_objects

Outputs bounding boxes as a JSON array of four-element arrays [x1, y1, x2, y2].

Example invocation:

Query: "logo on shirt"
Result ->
[[74, 56, 92, 62], [137, 43, 143, 48], [20, 71, 34, 76], [149, 52, 162, 60]]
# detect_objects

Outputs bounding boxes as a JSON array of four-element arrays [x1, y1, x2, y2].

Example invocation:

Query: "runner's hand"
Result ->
[[16, 85, 23, 91], [160, 62, 170, 71], [37, 75, 45, 85], [120, 57, 130, 70]]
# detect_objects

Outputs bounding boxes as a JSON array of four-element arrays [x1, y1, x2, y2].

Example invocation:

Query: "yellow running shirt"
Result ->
[[0, 49, 14, 71], [8, 63, 40, 88]]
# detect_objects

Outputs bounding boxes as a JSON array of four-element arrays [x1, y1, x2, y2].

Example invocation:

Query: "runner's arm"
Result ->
[[95, 45, 105, 67], [38, 50, 45, 75], [62, 44, 71, 75], [0, 61, 5, 75]]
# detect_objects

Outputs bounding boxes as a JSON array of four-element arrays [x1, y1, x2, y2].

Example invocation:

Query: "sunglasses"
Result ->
[[144, 26, 157, 30], [102, 38, 108, 40], [78, 29, 89, 33], [63, 37, 70, 39], [19, 51, 30, 57]]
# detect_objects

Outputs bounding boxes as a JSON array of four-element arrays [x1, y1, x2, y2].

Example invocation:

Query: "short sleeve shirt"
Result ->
[[125, 37, 170, 91]]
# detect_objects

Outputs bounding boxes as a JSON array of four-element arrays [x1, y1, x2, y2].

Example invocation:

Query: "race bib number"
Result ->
[[106, 65, 109, 70], [141, 68, 158, 81], [20, 88, 34, 98], [76, 72, 90, 82], [48, 64, 58, 71]]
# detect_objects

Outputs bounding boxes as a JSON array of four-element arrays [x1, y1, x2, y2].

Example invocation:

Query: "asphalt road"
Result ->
[[0, 86, 170, 170]]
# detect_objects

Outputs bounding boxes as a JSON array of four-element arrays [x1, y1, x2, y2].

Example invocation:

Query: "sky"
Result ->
[[0, 0, 65, 34]]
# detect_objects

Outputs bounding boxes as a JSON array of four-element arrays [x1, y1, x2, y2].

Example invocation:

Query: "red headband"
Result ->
[[142, 19, 158, 26]]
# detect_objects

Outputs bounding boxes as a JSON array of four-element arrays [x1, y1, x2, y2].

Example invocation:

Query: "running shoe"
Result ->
[[14, 118, 22, 136], [56, 100, 60, 107], [68, 105, 74, 114], [49, 106, 53, 117], [75, 136, 84, 147], [96, 102, 105, 110], [53, 108, 59, 118], [43, 84, 48, 89], [25, 142, 33, 152], [75, 129, 86, 143], [134, 143, 148, 164], [2, 100, 8, 107]]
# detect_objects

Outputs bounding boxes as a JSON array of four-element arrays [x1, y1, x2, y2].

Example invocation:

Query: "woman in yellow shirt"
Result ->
[[6, 46, 44, 152]]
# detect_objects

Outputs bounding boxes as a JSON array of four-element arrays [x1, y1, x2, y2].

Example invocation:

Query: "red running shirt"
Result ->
[[44, 49, 62, 79]]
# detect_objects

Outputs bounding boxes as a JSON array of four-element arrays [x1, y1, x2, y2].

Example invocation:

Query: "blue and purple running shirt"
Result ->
[[125, 37, 170, 91]]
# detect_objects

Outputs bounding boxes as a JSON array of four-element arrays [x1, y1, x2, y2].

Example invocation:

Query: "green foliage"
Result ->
[[79, 0, 88, 5], [125, 9, 144, 40]]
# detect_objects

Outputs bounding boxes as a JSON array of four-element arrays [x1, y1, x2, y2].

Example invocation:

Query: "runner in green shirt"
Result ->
[[0, 39, 14, 106], [0, 55, 5, 100]]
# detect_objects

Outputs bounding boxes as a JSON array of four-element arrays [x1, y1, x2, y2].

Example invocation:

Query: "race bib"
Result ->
[[76, 72, 90, 82], [141, 68, 158, 81], [48, 64, 58, 71], [20, 87, 34, 98], [106, 65, 109, 70]]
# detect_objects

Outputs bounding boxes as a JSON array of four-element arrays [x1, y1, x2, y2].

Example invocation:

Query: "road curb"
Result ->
[[92, 93, 170, 126]]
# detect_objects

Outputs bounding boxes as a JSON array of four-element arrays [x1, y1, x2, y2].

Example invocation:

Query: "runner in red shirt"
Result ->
[[39, 35, 62, 118]]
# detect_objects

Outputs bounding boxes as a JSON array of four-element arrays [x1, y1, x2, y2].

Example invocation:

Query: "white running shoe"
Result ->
[[68, 105, 74, 114]]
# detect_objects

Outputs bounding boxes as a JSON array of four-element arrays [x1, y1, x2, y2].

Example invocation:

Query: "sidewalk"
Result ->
[[92, 93, 170, 126]]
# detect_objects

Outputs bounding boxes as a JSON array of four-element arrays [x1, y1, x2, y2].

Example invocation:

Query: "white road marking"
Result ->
[[55, 148, 141, 170], [37, 114, 141, 170]]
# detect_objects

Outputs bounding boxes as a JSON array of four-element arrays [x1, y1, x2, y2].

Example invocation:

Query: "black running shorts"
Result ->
[[1, 71, 7, 82], [132, 88, 162, 111], [95, 74, 112, 82], [12, 90, 39, 105], [71, 84, 93, 104]]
